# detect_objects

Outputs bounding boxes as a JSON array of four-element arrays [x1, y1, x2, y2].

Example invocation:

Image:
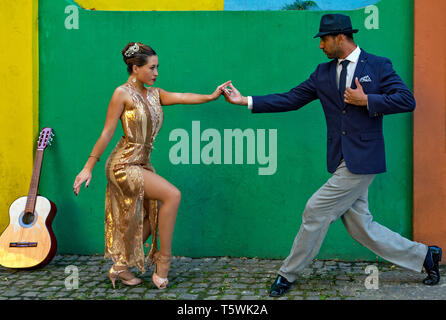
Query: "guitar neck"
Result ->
[[25, 149, 44, 214]]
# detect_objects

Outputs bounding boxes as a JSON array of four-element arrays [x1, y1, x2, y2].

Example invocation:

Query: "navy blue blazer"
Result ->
[[252, 49, 416, 174]]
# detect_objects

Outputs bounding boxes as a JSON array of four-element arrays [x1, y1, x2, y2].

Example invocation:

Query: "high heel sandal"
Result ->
[[108, 266, 142, 289], [152, 252, 171, 290]]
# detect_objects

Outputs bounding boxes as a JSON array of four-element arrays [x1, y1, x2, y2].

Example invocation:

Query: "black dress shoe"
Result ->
[[423, 246, 442, 286], [269, 275, 293, 297]]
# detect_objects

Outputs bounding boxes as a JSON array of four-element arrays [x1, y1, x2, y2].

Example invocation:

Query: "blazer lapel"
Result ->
[[350, 49, 368, 89]]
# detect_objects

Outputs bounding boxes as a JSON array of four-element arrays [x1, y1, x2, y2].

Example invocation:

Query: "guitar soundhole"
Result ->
[[20, 212, 36, 228]]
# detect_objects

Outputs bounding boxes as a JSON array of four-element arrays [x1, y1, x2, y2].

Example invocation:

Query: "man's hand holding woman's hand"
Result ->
[[221, 82, 248, 105], [210, 80, 233, 101]]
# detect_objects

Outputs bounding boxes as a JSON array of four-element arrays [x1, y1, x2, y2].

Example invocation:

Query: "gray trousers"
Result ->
[[279, 160, 428, 282]]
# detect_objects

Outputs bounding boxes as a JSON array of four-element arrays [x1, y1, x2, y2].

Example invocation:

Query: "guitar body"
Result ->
[[0, 196, 57, 269]]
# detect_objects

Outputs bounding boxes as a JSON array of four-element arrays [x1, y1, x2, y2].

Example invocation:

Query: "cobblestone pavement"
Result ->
[[0, 255, 445, 300]]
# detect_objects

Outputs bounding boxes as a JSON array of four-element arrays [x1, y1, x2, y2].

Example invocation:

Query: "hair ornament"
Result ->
[[125, 43, 140, 57]]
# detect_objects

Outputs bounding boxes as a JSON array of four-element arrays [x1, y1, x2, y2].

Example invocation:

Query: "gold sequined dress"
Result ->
[[104, 83, 164, 273]]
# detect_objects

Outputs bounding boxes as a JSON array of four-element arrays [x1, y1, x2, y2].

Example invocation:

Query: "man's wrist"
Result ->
[[247, 96, 253, 109]]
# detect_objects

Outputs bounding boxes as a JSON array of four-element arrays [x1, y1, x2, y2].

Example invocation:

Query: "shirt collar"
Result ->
[[338, 46, 361, 65]]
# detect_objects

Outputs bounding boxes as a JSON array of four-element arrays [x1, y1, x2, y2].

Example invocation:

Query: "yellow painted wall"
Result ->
[[76, 0, 224, 11], [0, 0, 39, 232]]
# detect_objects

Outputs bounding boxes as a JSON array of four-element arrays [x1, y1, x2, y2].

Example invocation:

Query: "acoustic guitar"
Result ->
[[0, 127, 57, 269]]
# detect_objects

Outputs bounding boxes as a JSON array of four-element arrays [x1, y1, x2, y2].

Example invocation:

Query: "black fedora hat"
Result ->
[[314, 14, 358, 38]]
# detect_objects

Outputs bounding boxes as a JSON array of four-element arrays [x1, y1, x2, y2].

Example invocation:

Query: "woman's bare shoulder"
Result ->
[[112, 84, 133, 103], [115, 83, 131, 95]]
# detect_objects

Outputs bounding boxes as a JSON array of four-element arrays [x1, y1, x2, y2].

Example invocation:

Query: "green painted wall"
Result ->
[[39, 0, 414, 261]]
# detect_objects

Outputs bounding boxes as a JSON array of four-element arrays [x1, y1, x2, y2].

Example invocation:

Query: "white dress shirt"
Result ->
[[336, 45, 361, 91], [248, 46, 362, 110]]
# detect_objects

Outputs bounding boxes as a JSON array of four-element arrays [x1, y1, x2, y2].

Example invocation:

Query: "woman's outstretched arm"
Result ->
[[158, 80, 231, 106]]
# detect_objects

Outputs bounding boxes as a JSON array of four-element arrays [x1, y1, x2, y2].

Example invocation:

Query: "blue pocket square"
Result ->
[[359, 75, 372, 83]]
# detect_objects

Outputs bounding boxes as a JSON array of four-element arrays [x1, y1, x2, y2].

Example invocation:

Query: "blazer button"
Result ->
[[342, 110, 347, 114], [342, 131, 346, 135]]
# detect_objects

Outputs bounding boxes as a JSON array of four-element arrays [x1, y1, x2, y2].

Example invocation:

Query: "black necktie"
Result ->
[[339, 60, 350, 101]]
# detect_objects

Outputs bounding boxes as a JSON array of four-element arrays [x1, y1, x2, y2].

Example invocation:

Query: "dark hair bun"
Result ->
[[121, 42, 157, 75]]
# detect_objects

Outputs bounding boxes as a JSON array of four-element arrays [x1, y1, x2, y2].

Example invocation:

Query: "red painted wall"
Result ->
[[413, 0, 446, 263]]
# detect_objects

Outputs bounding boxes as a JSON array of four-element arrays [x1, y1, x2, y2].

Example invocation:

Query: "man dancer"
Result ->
[[222, 14, 442, 297]]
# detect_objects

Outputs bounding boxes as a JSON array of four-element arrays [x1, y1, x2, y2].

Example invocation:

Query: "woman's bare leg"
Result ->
[[142, 198, 153, 243], [142, 169, 181, 258]]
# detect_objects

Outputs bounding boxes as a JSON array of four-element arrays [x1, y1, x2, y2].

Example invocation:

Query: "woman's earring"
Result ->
[[132, 77, 136, 83]]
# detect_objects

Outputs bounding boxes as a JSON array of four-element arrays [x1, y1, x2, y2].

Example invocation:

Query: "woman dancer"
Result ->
[[73, 42, 230, 289]]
